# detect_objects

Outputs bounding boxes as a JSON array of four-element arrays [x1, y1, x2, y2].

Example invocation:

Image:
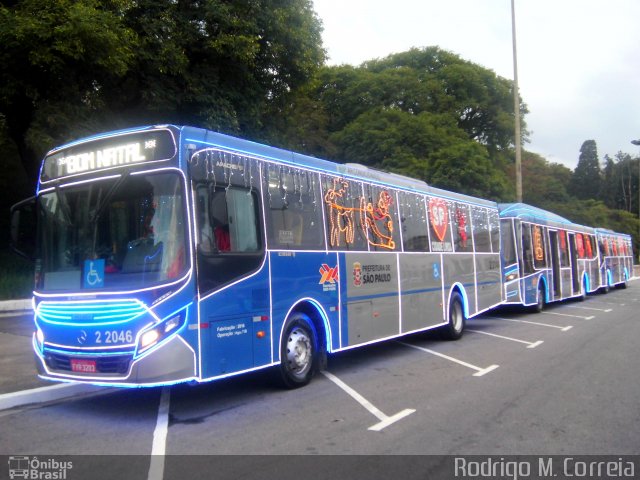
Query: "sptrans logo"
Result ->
[[319, 264, 339, 292], [8, 456, 73, 479]]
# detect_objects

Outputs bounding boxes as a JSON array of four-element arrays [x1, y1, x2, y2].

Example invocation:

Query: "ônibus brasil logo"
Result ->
[[8, 456, 73, 479]]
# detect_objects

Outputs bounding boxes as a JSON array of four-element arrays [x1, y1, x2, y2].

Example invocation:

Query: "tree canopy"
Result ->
[[0, 0, 325, 182], [276, 47, 526, 199], [0, 3, 638, 256]]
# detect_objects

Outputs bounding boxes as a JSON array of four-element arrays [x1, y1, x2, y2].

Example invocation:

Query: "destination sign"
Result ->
[[41, 128, 177, 182]]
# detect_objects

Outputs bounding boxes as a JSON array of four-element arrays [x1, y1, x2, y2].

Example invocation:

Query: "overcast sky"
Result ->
[[312, 0, 640, 169]]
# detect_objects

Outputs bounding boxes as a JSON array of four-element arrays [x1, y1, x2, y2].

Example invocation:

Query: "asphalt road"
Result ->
[[1, 282, 639, 479]]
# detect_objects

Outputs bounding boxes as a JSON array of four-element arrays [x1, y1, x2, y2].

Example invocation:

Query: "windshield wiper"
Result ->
[[54, 185, 74, 227], [89, 173, 129, 224]]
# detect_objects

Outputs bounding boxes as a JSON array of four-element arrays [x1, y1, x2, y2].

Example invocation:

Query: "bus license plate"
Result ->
[[70, 358, 97, 373]]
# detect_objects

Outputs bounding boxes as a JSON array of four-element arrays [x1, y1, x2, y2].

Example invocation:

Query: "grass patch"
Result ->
[[0, 248, 34, 300]]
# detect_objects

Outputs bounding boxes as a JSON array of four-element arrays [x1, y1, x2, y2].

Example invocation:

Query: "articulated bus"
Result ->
[[11, 125, 504, 387], [594, 228, 633, 291], [498, 203, 603, 312]]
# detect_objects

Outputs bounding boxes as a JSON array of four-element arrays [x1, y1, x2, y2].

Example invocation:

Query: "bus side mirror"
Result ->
[[10, 196, 37, 261]]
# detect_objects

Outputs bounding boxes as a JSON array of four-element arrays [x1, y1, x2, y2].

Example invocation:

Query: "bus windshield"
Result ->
[[37, 171, 187, 292]]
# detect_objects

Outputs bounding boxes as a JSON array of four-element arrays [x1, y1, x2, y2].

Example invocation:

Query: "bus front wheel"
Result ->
[[277, 313, 318, 389], [532, 284, 545, 313], [440, 291, 465, 340]]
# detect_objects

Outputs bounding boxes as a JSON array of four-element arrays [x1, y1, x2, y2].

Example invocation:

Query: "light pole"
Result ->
[[631, 140, 640, 263], [511, 0, 523, 202]]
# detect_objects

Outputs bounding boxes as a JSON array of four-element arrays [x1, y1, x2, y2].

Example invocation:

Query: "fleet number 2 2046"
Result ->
[[95, 330, 134, 344]]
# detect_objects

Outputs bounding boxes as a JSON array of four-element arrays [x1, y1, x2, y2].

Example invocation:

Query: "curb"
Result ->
[[0, 298, 32, 312], [0, 382, 110, 411]]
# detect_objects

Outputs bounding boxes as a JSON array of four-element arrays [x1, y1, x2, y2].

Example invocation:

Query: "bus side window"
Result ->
[[197, 186, 260, 254], [471, 206, 490, 253], [265, 165, 324, 250], [452, 203, 472, 253], [521, 223, 534, 274], [196, 186, 214, 254], [225, 188, 259, 252], [398, 192, 429, 252], [500, 219, 516, 265]]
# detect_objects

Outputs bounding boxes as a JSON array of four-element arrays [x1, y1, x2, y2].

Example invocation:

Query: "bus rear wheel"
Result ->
[[277, 313, 318, 389], [440, 291, 465, 340]]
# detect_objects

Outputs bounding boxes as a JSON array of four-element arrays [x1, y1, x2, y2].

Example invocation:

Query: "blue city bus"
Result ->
[[594, 228, 633, 291], [498, 203, 602, 312], [11, 125, 504, 387]]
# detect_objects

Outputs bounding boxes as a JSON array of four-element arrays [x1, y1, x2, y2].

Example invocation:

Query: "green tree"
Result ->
[[0, 0, 325, 185], [601, 152, 638, 215], [0, 0, 137, 180], [280, 47, 523, 199], [569, 140, 602, 200], [515, 150, 572, 206]]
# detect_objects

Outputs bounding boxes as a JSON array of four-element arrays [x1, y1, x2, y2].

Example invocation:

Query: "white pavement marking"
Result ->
[[545, 311, 594, 320], [486, 316, 573, 332], [589, 300, 625, 306], [321, 370, 415, 431], [148, 387, 171, 480], [398, 342, 499, 377], [0, 383, 108, 411], [568, 306, 612, 312], [467, 329, 543, 349]]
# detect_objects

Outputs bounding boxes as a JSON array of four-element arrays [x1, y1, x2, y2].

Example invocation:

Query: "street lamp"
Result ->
[[512, 0, 522, 203], [631, 139, 640, 264]]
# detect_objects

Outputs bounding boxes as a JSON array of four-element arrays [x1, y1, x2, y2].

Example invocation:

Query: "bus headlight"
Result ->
[[137, 313, 185, 355], [140, 329, 160, 350]]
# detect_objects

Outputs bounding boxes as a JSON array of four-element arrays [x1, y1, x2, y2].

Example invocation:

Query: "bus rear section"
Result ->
[[499, 203, 599, 312], [595, 228, 634, 290]]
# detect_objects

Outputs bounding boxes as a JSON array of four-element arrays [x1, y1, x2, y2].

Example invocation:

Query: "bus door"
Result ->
[[549, 230, 561, 299], [568, 233, 580, 295]]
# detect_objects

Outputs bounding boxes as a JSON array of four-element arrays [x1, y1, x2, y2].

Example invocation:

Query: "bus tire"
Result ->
[[578, 278, 587, 301], [532, 284, 545, 313], [277, 313, 318, 389], [601, 270, 611, 294], [440, 291, 465, 340]]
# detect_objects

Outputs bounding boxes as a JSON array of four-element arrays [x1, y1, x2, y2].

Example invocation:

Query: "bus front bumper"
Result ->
[[34, 334, 197, 387]]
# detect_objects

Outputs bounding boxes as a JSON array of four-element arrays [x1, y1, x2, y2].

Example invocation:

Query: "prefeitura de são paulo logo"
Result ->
[[353, 262, 362, 287]]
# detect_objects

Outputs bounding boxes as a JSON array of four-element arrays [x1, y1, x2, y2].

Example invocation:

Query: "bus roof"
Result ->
[[181, 125, 497, 208], [498, 203, 594, 233]]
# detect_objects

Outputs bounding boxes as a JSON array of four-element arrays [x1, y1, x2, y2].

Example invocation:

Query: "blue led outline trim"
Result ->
[[34, 167, 194, 300], [34, 329, 197, 384], [134, 303, 192, 358], [36, 299, 151, 327], [187, 143, 497, 210], [40, 127, 178, 186], [43, 346, 135, 356]]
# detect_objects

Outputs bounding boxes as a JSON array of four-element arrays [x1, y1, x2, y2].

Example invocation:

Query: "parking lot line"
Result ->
[[545, 311, 594, 320], [398, 342, 499, 377], [466, 329, 543, 349], [321, 370, 415, 431], [148, 386, 170, 480], [486, 316, 573, 332], [568, 306, 612, 312]]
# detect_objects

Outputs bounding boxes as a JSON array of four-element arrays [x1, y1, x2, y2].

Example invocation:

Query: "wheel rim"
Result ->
[[285, 326, 312, 376], [450, 301, 463, 333]]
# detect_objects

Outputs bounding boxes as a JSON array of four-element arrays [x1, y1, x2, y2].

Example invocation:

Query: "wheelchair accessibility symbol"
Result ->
[[432, 262, 440, 279], [84, 259, 105, 288]]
